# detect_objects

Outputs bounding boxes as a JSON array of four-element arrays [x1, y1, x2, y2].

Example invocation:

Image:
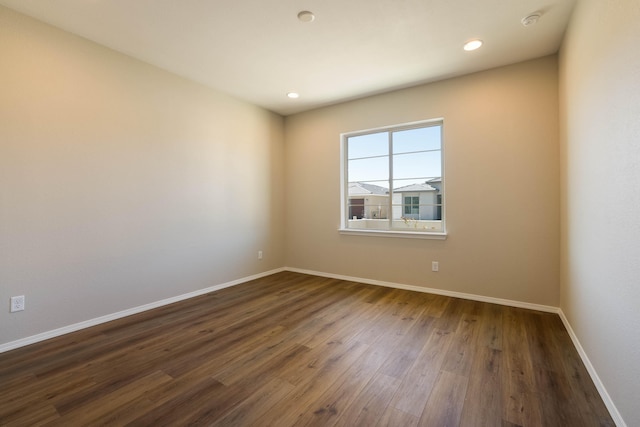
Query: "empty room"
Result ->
[[0, 0, 638, 426]]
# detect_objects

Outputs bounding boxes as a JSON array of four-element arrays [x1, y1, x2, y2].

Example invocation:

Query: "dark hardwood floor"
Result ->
[[0, 271, 614, 426]]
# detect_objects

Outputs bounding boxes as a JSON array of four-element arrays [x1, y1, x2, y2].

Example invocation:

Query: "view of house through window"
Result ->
[[342, 120, 444, 234]]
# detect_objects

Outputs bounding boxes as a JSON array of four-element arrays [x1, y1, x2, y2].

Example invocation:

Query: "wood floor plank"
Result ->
[[479, 302, 504, 350], [215, 338, 309, 386], [125, 376, 239, 426], [157, 285, 335, 379], [300, 285, 379, 349], [296, 343, 390, 426], [260, 338, 370, 426], [0, 272, 615, 426], [333, 373, 402, 427], [458, 346, 503, 427], [501, 307, 544, 427], [378, 315, 434, 379], [350, 288, 411, 345], [525, 311, 579, 427], [456, 302, 505, 426], [2, 371, 96, 415], [391, 327, 454, 417], [418, 370, 469, 426], [376, 407, 420, 427], [50, 370, 173, 425], [2, 332, 111, 382], [441, 312, 481, 376], [210, 377, 295, 427], [0, 402, 60, 426], [420, 293, 452, 318], [543, 314, 616, 427]]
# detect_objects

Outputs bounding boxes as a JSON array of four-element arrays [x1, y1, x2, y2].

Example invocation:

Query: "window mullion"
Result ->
[[388, 131, 393, 230]]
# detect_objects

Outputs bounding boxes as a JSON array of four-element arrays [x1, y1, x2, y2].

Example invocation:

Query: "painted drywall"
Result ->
[[0, 6, 285, 346], [284, 56, 560, 306], [559, 0, 640, 425]]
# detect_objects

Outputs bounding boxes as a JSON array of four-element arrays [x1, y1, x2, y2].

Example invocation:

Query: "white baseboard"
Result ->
[[0, 268, 285, 354], [557, 310, 626, 427], [284, 267, 559, 313]]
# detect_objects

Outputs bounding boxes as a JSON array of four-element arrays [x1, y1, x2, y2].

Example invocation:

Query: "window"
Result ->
[[340, 119, 445, 238], [404, 196, 420, 216]]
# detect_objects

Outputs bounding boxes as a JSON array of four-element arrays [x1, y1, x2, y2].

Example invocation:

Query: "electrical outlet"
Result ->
[[10, 295, 25, 312], [432, 261, 439, 272], [258, 250, 263, 260]]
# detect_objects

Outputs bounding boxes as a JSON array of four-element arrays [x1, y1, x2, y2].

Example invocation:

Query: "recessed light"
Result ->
[[463, 39, 483, 51], [297, 11, 315, 22], [287, 92, 300, 99]]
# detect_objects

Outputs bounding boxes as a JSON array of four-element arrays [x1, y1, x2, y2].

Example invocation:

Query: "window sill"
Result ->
[[338, 228, 447, 240]]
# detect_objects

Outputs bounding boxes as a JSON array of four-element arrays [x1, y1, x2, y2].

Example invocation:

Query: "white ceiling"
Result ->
[[0, 0, 576, 115]]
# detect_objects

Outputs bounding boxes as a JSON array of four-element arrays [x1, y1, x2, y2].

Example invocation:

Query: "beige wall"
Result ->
[[285, 56, 560, 306], [0, 6, 285, 345], [560, 0, 640, 425], [2, 3, 636, 422]]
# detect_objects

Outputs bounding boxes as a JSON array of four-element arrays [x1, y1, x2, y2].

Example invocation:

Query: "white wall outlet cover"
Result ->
[[10, 295, 25, 312]]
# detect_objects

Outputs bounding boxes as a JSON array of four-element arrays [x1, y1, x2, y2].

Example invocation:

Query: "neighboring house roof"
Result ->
[[348, 182, 389, 196], [349, 180, 442, 195], [394, 182, 437, 192]]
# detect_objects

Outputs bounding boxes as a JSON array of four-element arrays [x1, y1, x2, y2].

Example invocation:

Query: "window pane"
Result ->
[[392, 151, 441, 180], [348, 198, 365, 219], [392, 126, 441, 154], [348, 156, 389, 182], [348, 132, 388, 159]]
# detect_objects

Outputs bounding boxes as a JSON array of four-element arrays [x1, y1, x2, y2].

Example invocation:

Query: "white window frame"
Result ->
[[339, 119, 446, 239]]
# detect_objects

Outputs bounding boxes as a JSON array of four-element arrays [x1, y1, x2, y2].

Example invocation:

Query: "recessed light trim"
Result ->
[[297, 11, 315, 22], [287, 92, 300, 99], [463, 39, 483, 51]]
